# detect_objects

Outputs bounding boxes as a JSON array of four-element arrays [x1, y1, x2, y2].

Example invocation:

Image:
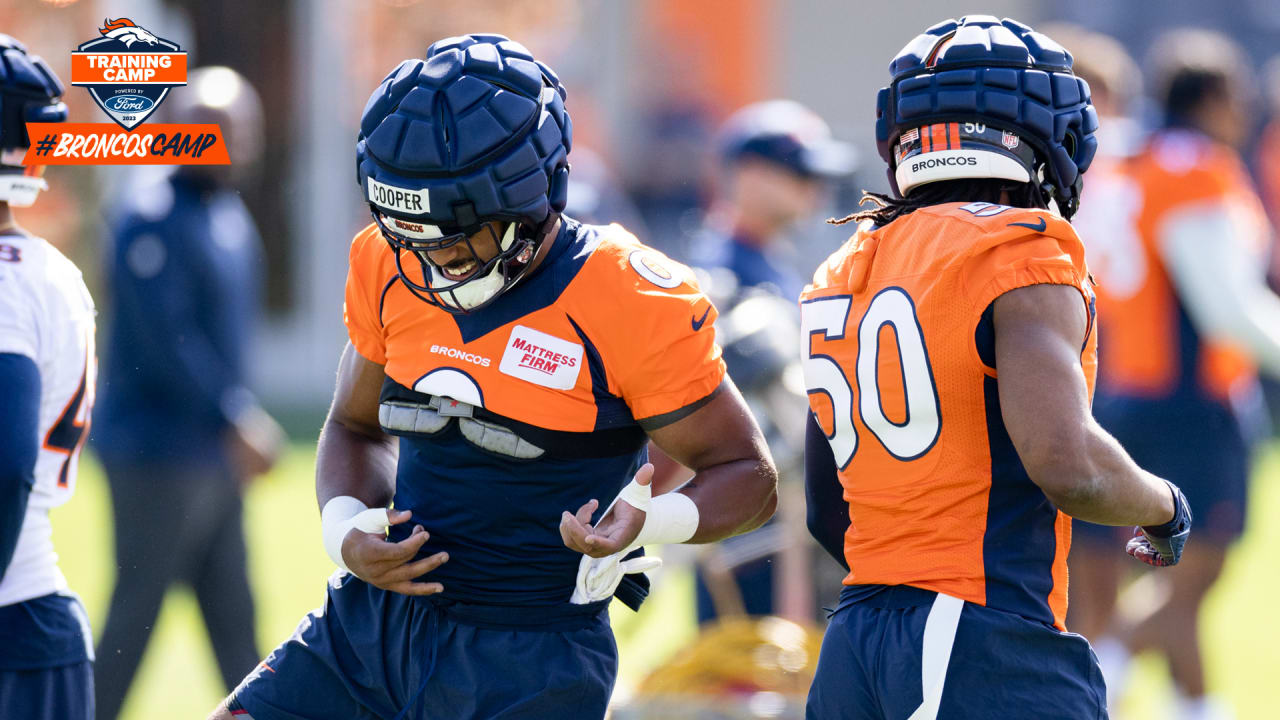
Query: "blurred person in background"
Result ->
[[667, 100, 854, 626], [691, 99, 856, 305], [92, 66, 285, 720], [1043, 22, 1153, 712], [1071, 30, 1280, 720], [0, 34, 96, 720]]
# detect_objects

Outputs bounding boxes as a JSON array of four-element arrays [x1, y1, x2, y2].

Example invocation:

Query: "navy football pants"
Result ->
[[0, 661, 93, 720], [232, 572, 618, 720], [806, 585, 1107, 720]]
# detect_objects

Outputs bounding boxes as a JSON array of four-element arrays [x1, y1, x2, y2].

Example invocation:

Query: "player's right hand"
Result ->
[[342, 509, 449, 595], [1126, 481, 1192, 567]]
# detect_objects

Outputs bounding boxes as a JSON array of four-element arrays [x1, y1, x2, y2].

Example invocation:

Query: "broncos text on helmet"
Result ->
[[875, 16, 1099, 219], [0, 34, 68, 207], [355, 33, 572, 313]]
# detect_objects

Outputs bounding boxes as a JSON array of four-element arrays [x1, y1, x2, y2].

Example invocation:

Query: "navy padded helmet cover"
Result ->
[[0, 34, 68, 153], [875, 16, 1099, 206], [356, 33, 572, 228]]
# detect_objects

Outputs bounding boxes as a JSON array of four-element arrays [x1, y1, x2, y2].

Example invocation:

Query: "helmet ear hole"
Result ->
[[548, 164, 570, 214]]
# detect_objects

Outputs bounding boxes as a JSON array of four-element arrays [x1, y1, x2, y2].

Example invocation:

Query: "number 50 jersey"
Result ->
[[800, 202, 1096, 630]]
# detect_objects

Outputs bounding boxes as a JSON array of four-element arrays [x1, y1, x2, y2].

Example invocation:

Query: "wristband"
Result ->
[[619, 488, 699, 552], [1141, 480, 1192, 538], [321, 496, 391, 572]]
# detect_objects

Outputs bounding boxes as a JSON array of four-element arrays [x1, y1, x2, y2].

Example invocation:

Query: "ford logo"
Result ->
[[105, 95, 154, 112]]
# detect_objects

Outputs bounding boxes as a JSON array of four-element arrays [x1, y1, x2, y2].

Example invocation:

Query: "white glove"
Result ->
[[570, 551, 663, 604]]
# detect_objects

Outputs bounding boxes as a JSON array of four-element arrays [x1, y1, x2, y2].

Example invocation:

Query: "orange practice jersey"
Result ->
[[346, 219, 723, 431], [342, 217, 725, 606], [1074, 130, 1267, 401], [801, 202, 1097, 630]]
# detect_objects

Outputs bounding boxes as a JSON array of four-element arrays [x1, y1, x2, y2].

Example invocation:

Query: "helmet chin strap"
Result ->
[[429, 223, 519, 311], [0, 174, 48, 207]]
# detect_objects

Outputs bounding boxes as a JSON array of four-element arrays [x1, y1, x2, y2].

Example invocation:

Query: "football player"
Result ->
[[1071, 30, 1280, 720], [208, 34, 777, 720], [801, 16, 1192, 718], [0, 35, 97, 720]]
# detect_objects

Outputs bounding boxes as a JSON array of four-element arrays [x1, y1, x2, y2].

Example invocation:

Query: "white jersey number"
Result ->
[[803, 288, 941, 466]]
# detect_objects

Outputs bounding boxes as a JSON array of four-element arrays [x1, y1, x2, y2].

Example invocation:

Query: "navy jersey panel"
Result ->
[[391, 423, 644, 606], [95, 171, 264, 463], [0, 661, 93, 720], [806, 585, 1107, 720], [981, 375, 1060, 628], [232, 573, 617, 720], [0, 592, 93, 670]]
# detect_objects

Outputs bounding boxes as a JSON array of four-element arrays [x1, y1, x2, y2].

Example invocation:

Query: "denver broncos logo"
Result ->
[[98, 18, 160, 48]]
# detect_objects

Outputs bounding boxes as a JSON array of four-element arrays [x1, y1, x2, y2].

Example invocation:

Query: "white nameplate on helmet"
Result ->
[[368, 177, 431, 215], [499, 325, 583, 390]]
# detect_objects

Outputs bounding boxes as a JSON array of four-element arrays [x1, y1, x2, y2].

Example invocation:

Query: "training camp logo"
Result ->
[[26, 19, 226, 166], [71, 18, 187, 130]]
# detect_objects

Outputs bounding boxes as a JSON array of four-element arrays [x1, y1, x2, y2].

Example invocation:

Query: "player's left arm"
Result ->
[[643, 377, 778, 541], [561, 377, 778, 557], [0, 353, 40, 581]]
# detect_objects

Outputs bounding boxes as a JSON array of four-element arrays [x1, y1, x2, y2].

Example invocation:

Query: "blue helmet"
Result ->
[[874, 16, 1098, 219], [356, 33, 572, 313], [0, 34, 68, 206]]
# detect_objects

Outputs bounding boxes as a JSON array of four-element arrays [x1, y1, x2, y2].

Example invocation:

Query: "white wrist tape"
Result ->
[[321, 496, 391, 572], [617, 485, 699, 552]]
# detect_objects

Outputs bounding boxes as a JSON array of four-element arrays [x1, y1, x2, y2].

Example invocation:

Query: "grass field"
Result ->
[[54, 442, 1280, 719]]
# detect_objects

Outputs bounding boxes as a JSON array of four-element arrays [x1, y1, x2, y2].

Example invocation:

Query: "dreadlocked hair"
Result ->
[[829, 179, 1050, 227]]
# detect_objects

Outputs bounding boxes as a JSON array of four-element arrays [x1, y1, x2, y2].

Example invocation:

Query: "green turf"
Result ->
[[54, 443, 1280, 718]]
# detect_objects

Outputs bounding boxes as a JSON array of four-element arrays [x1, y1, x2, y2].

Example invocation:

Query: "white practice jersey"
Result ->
[[0, 232, 96, 607]]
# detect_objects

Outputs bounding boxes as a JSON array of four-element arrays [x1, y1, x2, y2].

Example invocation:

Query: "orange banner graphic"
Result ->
[[23, 123, 229, 165]]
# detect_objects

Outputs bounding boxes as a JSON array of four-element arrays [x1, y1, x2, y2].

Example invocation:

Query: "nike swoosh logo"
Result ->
[[691, 307, 711, 331], [1007, 217, 1047, 232]]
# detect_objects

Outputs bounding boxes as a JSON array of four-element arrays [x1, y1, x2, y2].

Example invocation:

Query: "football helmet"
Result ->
[[356, 33, 572, 313], [0, 34, 67, 207], [875, 16, 1098, 218]]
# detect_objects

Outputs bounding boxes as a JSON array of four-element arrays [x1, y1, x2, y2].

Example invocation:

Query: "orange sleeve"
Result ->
[[343, 224, 389, 365], [963, 230, 1090, 315], [602, 247, 726, 421]]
